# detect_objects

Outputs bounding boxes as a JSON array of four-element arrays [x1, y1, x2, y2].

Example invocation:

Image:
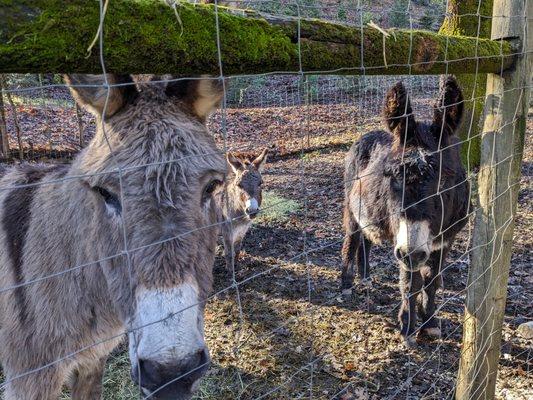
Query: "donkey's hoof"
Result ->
[[402, 336, 418, 349], [421, 327, 441, 338]]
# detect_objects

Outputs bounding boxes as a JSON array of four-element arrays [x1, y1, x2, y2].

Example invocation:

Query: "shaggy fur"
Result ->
[[0, 75, 225, 399], [341, 76, 470, 346], [216, 150, 268, 269]]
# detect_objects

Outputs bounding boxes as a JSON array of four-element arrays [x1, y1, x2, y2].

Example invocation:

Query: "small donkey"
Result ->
[[0, 75, 225, 400], [215, 150, 268, 269], [341, 76, 470, 347]]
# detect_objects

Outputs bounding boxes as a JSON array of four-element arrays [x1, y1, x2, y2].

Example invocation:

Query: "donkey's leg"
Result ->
[[223, 229, 238, 271], [70, 357, 107, 400], [417, 249, 447, 338], [398, 268, 423, 347], [4, 366, 64, 400], [341, 203, 361, 293], [356, 237, 372, 283], [233, 238, 243, 260], [221, 221, 234, 270], [341, 231, 359, 293]]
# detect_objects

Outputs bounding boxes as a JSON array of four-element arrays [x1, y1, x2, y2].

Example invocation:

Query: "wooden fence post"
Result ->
[[455, 0, 531, 399]]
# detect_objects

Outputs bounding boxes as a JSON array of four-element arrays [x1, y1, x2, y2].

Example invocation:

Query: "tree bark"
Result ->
[[0, 76, 10, 158], [0, 76, 24, 160], [440, 0, 495, 169], [0, 1, 515, 75], [75, 103, 84, 148]]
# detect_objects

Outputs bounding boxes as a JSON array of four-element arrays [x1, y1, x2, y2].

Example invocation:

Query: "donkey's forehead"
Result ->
[[238, 167, 261, 181], [93, 101, 226, 190]]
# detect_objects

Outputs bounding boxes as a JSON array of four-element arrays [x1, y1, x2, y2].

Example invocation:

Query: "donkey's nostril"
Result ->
[[246, 207, 259, 218], [410, 250, 428, 265], [394, 247, 428, 269], [135, 358, 162, 390], [394, 247, 405, 261], [133, 349, 211, 396], [187, 348, 210, 377]]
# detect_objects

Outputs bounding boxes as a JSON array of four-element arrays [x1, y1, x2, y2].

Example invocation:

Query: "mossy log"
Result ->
[[0, 0, 515, 75], [440, 0, 494, 168]]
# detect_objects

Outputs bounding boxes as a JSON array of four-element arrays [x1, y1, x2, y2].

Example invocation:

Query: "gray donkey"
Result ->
[[216, 150, 268, 269], [0, 74, 226, 400]]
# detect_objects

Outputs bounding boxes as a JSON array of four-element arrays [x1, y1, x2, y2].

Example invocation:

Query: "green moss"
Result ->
[[0, 1, 296, 74], [456, 73, 485, 168], [439, 0, 493, 169], [439, 0, 493, 38], [0, 0, 513, 75]]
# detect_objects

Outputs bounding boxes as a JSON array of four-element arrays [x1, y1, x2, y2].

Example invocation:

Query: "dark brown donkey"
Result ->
[[341, 76, 470, 347], [0, 75, 226, 399], [216, 150, 268, 269]]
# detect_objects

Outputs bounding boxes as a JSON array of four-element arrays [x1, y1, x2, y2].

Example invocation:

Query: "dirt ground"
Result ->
[[189, 108, 532, 400], [1, 84, 531, 400]]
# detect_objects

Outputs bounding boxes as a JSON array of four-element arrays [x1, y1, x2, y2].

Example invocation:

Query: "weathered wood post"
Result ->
[[456, 0, 531, 399]]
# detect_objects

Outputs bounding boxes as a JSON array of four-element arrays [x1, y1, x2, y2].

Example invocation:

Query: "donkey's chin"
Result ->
[[246, 212, 258, 220], [141, 378, 204, 400], [141, 387, 194, 400]]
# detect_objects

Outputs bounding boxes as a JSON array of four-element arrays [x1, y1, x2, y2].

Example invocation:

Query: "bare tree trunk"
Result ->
[[1, 76, 24, 160], [75, 103, 84, 148], [38, 74, 53, 155], [439, 0, 494, 169], [0, 76, 10, 158]]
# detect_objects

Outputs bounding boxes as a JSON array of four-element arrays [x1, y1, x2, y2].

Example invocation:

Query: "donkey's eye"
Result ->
[[92, 186, 121, 214], [203, 179, 223, 201]]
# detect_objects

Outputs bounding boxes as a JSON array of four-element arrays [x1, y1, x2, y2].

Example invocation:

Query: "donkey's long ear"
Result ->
[[384, 82, 417, 146], [165, 77, 223, 122], [252, 148, 268, 172], [432, 75, 464, 137], [227, 153, 244, 174], [64, 74, 137, 118]]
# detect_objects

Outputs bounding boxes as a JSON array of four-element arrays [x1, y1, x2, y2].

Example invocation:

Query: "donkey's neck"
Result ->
[[218, 179, 245, 220]]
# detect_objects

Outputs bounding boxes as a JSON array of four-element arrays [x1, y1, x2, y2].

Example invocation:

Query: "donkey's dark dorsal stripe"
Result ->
[[1, 165, 66, 324]]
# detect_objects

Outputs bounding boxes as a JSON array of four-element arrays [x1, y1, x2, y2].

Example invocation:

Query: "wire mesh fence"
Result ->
[[0, 0, 531, 399]]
